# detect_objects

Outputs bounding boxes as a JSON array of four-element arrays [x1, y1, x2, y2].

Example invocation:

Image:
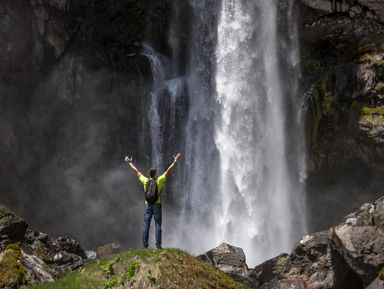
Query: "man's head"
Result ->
[[148, 168, 156, 179]]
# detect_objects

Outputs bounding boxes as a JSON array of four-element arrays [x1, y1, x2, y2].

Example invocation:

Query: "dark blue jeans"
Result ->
[[142, 203, 162, 248]]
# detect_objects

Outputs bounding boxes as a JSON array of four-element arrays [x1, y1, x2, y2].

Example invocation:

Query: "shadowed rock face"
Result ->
[[0, 0, 190, 249], [297, 0, 384, 236]]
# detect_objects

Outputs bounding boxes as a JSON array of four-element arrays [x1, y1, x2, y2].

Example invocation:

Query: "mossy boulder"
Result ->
[[0, 204, 27, 240]]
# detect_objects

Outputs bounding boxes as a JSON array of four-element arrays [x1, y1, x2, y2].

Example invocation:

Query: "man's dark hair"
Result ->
[[148, 168, 156, 179]]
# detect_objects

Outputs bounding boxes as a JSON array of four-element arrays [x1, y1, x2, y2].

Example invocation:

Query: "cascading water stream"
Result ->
[[214, 0, 306, 264], [142, 44, 184, 169], [167, 0, 307, 266]]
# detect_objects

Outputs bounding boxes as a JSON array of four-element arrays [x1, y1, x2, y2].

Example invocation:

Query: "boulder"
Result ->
[[0, 204, 28, 240], [255, 196, 384, 289], [331, 197, 384, 285], [96, 243, 121, 259], [256, 231, 363, 289], [198, 242, 258, 288]]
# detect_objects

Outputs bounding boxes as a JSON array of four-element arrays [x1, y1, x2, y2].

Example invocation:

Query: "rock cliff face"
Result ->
[[0, 0, 189, 249], [298, 0, 384, 231], [299, 0, 384, 169]]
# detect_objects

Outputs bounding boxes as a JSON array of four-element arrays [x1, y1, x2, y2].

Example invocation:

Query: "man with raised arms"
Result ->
[[124, 153, 181, 249]]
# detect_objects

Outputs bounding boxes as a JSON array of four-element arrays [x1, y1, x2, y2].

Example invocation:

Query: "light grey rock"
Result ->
[[198, 242, 258, 288], [85, 250, 97, 260]]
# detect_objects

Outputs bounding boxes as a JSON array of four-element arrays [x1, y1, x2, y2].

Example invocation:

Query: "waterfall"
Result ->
[[214, 0, 306, 264], [166, 0, 307, 266], [142, 43, 185, 169]]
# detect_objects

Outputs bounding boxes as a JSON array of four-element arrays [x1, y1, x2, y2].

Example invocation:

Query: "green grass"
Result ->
[[26, 248, 246, 289], [0, 244, 27, 289], [357, 53, 384, 67], [361, 106, 384, 115]]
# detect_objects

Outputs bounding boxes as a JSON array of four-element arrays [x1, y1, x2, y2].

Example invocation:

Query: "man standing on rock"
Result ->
[[124, 153, 181, 249]]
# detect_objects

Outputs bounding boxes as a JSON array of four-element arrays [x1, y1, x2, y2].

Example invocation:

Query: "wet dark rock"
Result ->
[[366, 276, 384, 289], [253, 253, 289, 285], [198, 242, 258, 288]]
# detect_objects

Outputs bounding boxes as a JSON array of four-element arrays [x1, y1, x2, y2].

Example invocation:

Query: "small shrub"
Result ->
[[124, 260, 140, 281]]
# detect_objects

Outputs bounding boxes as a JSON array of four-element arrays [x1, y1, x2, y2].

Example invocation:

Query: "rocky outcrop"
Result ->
[[254, 196, 384, 289], [200, 197, 384, 289], [300, 0, 384, 22], [0, 204, 86, 288]]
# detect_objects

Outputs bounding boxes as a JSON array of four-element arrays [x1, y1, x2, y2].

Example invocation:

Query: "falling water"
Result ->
[[142, 44, 185, 169], [166, 0, 307, 266], [214, 0, 306, 264]]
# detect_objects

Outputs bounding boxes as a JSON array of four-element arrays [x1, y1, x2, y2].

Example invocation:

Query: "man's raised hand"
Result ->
[[124, 156, 133, 163], [173, 153, 181, 163]]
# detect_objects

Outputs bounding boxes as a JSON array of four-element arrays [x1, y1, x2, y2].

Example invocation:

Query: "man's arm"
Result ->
[[163, 153, 181, 177], [124, 156, 143, 178]]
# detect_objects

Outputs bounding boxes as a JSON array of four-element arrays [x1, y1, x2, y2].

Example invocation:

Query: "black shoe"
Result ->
[[143, 245, 148, 249], [156, 246, 162, 250]]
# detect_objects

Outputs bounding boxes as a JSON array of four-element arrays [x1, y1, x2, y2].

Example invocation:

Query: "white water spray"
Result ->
[[214, 0, 306, 264], [167, 0, 307, 266]]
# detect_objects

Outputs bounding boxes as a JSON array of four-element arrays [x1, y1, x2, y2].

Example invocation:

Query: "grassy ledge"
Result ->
[[24, 248, 246, 289]]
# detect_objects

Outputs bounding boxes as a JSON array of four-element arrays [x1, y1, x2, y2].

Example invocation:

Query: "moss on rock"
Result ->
[[379, 267, 384, 280], [361, 106, 384, 116], [32, 241, 52, 262], [357, 53, 384, 67], [0, 243, 27, 289], [357, 33, 384, 54]]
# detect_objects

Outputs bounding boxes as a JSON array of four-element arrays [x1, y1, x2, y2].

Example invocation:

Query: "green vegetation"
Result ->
[[375, 82, 384, 92], [351, 100, 363, 112], [33, 241, 52, 261], [379, 267, 384, 280], [357, 33, 384, 54], [27, 248, 245, 289], [0, 244, 27, 289], [124, 260, 140, 281], [357, 53, 384, 67], [361, 106, 384, 115]]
